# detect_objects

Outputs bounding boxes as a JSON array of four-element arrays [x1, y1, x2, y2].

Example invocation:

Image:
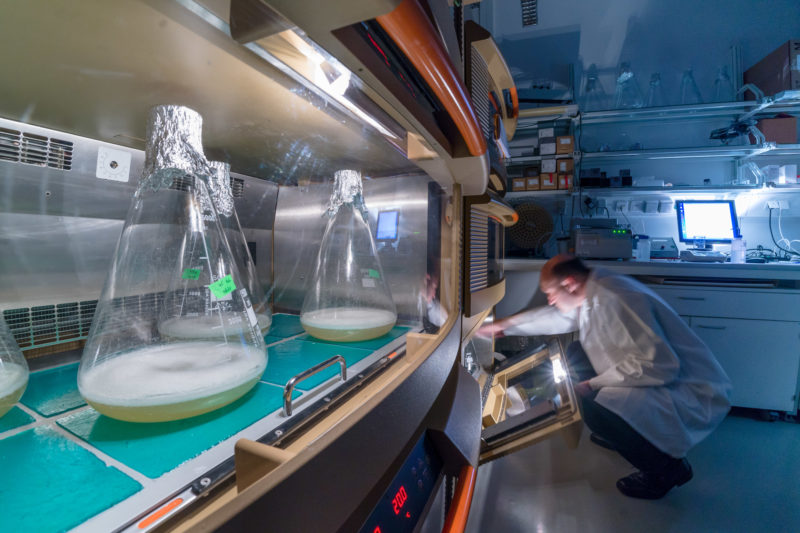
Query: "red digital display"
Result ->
[[373, 528, 382, 533], [391, 486, 408, 515]]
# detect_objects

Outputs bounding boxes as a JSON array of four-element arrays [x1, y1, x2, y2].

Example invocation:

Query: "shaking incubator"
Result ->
[[0, 317, 29, 419], [77, 106, 267, 423], [300, 170, 397, 342]]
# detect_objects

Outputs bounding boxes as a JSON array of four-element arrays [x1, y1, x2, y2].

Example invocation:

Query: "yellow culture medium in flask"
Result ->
[[0, 317, 29, 419], [78, 105, 266, 423], [301, 169, 397, 342]]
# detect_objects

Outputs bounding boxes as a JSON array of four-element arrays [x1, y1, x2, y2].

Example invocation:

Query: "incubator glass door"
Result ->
[[78, 106, 266, 423], [478, 337, 582, 464], [300, 169, 397, 342], [0, 317, 29, 418]]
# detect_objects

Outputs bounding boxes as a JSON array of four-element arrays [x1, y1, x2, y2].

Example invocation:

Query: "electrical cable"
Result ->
[[768, 208, 800, 257], [776, 206, 800, 254]]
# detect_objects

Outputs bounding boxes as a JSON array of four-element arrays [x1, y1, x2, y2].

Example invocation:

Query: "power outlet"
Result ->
[[614, 200, 629, 212], [766, 200, 790, 210], [629, 200, 645, 213]]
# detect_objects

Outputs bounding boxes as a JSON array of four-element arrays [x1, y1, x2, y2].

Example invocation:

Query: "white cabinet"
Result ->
[[648, 284, 800, 413]]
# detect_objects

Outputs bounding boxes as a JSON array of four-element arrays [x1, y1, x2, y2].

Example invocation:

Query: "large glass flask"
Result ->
[[300, 170, 397, 342], [614, 62, 644, 109], [645, 73, 667, 107], [581, 64, 607, 111], [680, 69, 703, 104], [207, 161, 272, 335], [0, 317, 29, 418], [78, 105, 266, 423]]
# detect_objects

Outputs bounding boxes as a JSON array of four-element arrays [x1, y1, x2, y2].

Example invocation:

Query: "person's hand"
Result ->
[[477, 320, 506, 338], [574, 380, 593, 397]]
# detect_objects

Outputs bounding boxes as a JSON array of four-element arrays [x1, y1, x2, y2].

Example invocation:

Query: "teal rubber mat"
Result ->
[[261, 339, 372, 390], [20, 362, 85, 417], [0, 426, 141, 532], [0, 406, 35, 433], [300, 325, 411, 351], [58, 382, 293, 479], [266, 313, 305, 339]]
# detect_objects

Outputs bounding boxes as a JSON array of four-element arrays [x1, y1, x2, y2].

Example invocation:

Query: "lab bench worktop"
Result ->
[[502, 258, 800, 283]]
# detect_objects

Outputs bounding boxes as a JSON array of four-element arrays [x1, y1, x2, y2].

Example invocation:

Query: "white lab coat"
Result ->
[[504, 268, 732, 458]]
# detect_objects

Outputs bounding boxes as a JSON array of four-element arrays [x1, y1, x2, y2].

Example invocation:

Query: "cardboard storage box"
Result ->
[[558, 174, 573, 190], [511, 177, 527, 191], [557, 158, 574, 173], [540, 137, 556, 155], [526, 176, 541, 190], [743, 40, 800, 98], [523, 164, 540, 177], [755, 116, 798, 144], [556, 135, 574, 154], [541, 158, 557, 173], [538, 127, 555, 138], [540, 173, 557, 190]]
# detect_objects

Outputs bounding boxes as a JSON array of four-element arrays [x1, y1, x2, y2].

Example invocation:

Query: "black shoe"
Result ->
[[616, 459, 693, 499], [589, 432, 616, 451]]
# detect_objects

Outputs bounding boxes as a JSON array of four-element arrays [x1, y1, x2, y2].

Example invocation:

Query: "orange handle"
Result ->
[[442, 465, 478, 533], [376, 0, 486, 157]]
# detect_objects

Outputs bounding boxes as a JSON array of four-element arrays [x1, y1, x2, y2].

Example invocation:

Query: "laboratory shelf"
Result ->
[[507, 153, 574, 165], [578, 143, 800, 162]]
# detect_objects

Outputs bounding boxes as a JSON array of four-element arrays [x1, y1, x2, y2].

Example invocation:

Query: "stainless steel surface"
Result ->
[[283, 354, 347, 416], [273, 174, 432, 319]]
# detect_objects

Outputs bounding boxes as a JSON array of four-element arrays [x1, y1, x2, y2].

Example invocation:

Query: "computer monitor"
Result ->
[[675, 200, 741, 246]]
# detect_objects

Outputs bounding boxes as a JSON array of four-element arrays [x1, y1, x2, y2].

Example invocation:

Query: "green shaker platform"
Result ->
[[0, 406, 35, 433], [0, 426, 142, 532], [19, 362, 85, 416]]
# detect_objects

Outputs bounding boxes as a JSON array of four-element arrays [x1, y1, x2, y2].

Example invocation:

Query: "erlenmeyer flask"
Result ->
[[680, 69, 703, 104], [78, 105, 266, 423], [614, 62, 644, 109], [581, 64, 607, 111], [0, 317, 29, 418], [301, 169, 397, 342], [713, 66, 734, 102], [645, 73, 667, 107], [206, 161, 272, 335]]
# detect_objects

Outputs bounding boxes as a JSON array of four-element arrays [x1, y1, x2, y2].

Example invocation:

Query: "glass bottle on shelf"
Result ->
[[713, 66, 735, 103], [614, 62, 644, 109], [207, 161, 272, 335], [680, 68, 703, 104], [645, 73, 667, 107], [0, 317, 29, 418], [300, 169, 397, 342], [581, 64, 607, 111], [78, 105, 266, 423]]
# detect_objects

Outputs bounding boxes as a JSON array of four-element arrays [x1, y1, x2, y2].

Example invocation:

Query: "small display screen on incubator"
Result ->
[[376, 210, 399, 241]]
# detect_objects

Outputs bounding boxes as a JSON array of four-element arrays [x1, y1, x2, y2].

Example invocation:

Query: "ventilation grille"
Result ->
[[0, 127, 73, 170], [469, 209, 489, 293], [169, 175, 194, 192], [230, 177, 245, 198], [470, 46, 492, 142], [521, 0, 538, 26], [4, 300, 97, 350]]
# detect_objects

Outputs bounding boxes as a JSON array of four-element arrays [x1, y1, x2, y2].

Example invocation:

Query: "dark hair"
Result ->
[[550, 256, 591, 281]]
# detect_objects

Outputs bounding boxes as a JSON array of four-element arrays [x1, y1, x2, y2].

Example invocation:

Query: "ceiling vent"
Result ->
[[0, 126, 73, 170], [520, 0, 538, 27]]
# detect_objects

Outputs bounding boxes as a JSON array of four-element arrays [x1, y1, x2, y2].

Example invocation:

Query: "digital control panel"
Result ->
[[358, 433, 443, 533]]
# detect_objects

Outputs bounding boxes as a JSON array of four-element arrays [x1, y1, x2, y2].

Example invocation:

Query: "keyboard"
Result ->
[[680, 249, 727, 262]]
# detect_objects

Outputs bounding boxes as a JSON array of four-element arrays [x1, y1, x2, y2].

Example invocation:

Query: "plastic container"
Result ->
[[78, 105, 266, 423], [635, 235, 651, 261], [730, 237, 746, 264], [301, 169, 397, 342], [0, 317, 29, 418]]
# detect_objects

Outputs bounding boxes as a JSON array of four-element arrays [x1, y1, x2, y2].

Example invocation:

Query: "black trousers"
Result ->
[[566, 341, 685, 475]]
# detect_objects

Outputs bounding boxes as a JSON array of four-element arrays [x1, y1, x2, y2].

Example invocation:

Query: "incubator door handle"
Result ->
[[696, 324, 727, 330], [442, 465, 478, 533], [283, 355, 347, 416], [677, 296, 706, 301]]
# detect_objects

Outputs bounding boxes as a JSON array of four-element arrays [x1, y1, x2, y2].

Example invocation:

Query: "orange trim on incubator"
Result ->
[[376, 0, 487, 157], [509, 87, 519, 118], [138, 498, 184, 529], [442, 465, 478, 533]]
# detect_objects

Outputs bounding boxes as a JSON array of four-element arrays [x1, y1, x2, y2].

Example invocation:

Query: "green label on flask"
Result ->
[[368, 269, 380, 279], [182, 268, 202, 280], [209, 274, 236, 299]]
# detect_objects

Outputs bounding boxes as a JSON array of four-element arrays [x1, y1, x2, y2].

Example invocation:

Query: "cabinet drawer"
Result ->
[[690, 317, 800, 412], [649, 286, 800, 321]]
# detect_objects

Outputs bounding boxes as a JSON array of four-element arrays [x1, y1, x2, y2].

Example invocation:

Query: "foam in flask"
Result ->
[[301, 169, 397, 342], [206, 161, 272, 335], [78, 105, 266, 423], [0, 317, 29, 419]]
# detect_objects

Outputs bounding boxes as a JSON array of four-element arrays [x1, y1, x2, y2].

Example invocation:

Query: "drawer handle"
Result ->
[[697, 325, 726, 330], [677, 297, 706, 301]]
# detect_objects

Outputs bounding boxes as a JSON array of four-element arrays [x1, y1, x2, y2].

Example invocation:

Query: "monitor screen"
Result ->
[[675, 200, 740, 244], [376, 210, 399, 241]]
